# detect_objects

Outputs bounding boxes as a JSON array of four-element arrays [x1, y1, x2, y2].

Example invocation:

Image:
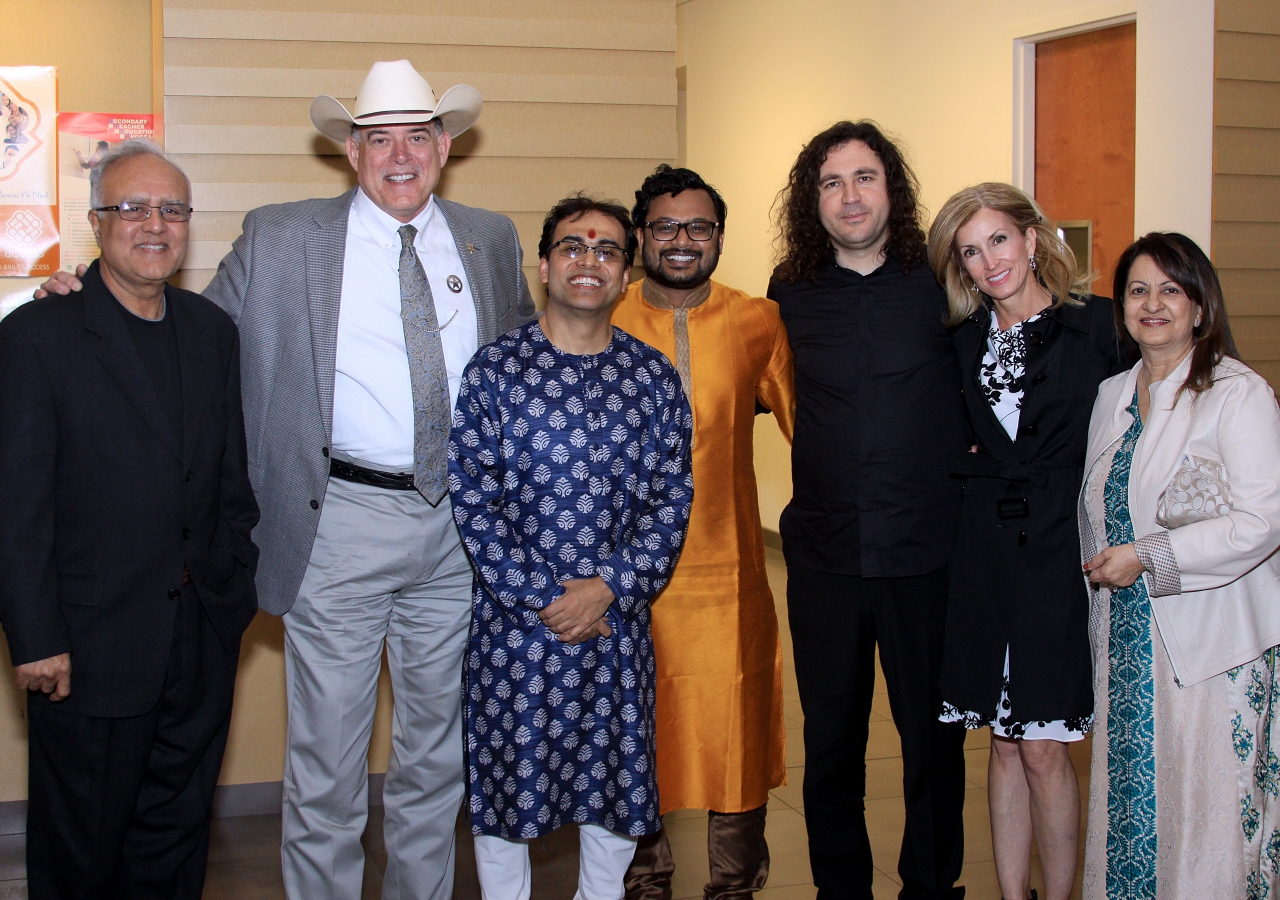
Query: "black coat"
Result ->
[[0, 263, 259, 718], [939, 295, 1124, 722]]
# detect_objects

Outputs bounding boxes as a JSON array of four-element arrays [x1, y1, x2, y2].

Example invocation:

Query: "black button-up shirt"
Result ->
[[768, 255, 967, 577]]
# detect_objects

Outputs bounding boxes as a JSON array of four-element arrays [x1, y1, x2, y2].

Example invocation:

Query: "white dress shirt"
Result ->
[[331, 190, 479, 469]]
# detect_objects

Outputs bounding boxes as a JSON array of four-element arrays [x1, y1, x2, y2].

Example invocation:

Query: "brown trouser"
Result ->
[[623, 805, 769, 900]]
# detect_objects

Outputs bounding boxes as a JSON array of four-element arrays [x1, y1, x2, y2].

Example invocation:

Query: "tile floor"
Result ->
[[0, 549, 1091, 899]]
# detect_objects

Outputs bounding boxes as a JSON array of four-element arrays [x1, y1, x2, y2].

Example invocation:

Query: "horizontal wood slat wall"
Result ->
[[164, 0, 677, 301], [1215, 0, 1280, 386]]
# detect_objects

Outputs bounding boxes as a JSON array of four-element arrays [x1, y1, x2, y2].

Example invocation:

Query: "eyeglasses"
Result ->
[[643, 220, 719, 241], [550, 239, 627, 265], [92, 201, 194, 223]]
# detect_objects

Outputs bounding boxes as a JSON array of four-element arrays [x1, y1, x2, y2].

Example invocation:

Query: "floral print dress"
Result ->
[[1081, 392, 1280, 899]]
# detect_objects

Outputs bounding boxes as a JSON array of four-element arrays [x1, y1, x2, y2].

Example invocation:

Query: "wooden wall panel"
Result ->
[[1214, 175, 1280, 223], [163, 0, 677, 300], [1216, 80, 1280, 128], [1215, 0, 1280, 388], [1216, 126, 1280, 174], [1217, 0, 1280, 34]]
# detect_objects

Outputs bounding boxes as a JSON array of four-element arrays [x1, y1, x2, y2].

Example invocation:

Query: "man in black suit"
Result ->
[[0, 139, 259, 899]]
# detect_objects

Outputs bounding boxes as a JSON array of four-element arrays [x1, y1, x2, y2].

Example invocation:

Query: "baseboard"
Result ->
[[209, 780, 282, 818], [762, 528, 783, 552], [211, 774, 386, 819], [0, 800, 25, 835], [0, 773, 388, 834]]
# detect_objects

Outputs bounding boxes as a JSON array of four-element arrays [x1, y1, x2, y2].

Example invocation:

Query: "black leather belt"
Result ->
[[329, 458, 417, 491]]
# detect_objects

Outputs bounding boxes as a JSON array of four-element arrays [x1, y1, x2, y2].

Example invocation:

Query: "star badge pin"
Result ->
[[446, 275, 463, 293]]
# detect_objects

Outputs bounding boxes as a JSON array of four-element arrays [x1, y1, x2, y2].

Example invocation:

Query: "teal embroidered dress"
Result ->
[[1082, 393, 1280, 899], [1099, 395, 1158, 895]]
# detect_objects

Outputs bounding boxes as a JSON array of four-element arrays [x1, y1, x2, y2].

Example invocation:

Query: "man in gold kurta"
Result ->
[[615, 166, 794, 900]]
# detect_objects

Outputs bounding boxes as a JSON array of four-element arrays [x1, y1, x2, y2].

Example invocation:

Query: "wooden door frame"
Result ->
[[1012, 13, 1136, 196]]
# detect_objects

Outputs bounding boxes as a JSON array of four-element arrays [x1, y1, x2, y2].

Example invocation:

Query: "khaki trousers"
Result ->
[[281, 473, 473, 900]]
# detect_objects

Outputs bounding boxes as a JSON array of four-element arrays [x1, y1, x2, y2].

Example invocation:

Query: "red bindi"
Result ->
[[587, 228, 596, 239]]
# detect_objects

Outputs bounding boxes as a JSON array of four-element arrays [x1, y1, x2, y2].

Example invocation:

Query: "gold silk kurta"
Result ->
[[611, 278, 795, 814]]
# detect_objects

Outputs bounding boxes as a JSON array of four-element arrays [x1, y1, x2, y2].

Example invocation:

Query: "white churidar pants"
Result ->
[[473, 824, 639, 900]]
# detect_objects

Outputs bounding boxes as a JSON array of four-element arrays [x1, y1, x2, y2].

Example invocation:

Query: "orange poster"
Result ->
[[58, 113, 160, 271], [0, 66, 58, 278]]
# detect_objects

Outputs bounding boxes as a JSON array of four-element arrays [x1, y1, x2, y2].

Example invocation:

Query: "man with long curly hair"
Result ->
[[766, 121, 969, 899]]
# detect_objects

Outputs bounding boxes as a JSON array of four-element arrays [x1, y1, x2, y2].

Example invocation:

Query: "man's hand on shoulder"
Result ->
[[540, 577, 615, 644], [33, 265, 88, 299], [14, 653, 71, 701]]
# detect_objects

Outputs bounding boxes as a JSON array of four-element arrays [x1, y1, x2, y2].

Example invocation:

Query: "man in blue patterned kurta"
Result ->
[[448, 196, 693, 900]]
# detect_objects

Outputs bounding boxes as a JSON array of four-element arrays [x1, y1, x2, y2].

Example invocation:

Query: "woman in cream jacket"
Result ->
[[1079, 232, 1280, 899]]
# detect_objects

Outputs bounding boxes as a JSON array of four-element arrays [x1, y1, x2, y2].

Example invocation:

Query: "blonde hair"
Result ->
[[927, 182, 1089, 326]]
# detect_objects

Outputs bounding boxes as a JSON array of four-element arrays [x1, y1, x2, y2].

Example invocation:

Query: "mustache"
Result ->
[[655, 247, 704, 258]]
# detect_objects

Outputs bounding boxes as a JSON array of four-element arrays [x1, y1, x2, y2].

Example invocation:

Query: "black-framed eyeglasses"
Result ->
[[92, 201, 194, 223], [550, 239, 627, 265], [643, 219, 719, 241]]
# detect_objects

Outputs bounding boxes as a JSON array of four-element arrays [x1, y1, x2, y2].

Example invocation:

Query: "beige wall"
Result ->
[[0, 0, 158, 805], [1214, 0, 1280, 387], [677, 0, 1217, 531], [0, 0, 154, 114]]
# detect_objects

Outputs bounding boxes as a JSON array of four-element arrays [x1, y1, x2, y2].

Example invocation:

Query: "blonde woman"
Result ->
[[928, 183, 1123, 900]]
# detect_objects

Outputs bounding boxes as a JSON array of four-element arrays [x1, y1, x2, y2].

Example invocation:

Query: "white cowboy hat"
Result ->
[[310, 59, 482, 143]]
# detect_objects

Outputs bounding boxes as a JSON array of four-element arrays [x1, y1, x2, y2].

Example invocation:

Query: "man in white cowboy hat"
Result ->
[[40, 58, 535, 900]]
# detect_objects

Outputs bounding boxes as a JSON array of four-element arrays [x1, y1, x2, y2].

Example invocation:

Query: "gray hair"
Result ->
[[89, 138, 190, 208]]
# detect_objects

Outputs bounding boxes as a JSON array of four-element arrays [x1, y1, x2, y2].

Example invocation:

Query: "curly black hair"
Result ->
[[773, 120, 927, 282], [631, 164, 728, 231], [537, 194, 637, 264]]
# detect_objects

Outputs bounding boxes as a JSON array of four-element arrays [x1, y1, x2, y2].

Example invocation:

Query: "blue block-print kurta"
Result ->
[[448, 320, 693, 840]]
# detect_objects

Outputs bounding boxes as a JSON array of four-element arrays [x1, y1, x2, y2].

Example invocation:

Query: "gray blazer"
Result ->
[[204, 189, 535, 615]]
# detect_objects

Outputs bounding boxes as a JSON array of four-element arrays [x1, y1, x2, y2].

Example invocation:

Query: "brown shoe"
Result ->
[[704, 806, 769, 900]]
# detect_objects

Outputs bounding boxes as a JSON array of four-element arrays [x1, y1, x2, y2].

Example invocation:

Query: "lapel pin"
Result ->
[[447, 275, 463, 293], [466, 243, 477, 253]]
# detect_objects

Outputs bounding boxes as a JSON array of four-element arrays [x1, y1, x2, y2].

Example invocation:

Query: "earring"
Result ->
[[1029, 254, 1038, 271], [970, 282, 980, 293]]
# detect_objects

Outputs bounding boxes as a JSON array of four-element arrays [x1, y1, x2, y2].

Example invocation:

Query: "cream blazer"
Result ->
[[1081, 353, 1280, 686]]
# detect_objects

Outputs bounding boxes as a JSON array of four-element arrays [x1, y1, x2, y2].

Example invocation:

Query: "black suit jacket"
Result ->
[[941, 295, 1124, 721], [0, 262, 259, 718]]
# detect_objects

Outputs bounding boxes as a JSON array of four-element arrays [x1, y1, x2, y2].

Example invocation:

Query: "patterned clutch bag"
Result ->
[[1155, 454, 1232, 529]]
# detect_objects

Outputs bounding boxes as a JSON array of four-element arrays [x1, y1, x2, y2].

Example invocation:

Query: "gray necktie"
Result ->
[[398, 224, 451, 504]]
